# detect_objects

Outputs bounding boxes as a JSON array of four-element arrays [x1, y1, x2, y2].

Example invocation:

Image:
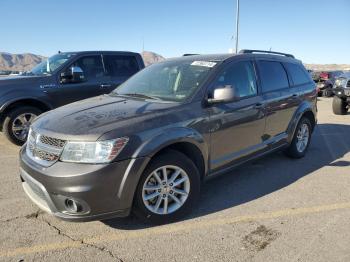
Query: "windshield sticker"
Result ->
[[191, 61, 217, 68]]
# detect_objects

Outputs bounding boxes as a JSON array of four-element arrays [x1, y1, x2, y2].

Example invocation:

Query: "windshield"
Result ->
[[112, 60, 217, 102], [30, 53, 76, 75]]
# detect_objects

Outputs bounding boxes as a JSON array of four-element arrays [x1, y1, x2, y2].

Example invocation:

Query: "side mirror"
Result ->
[[60, 66, 85, 84], [207, 85, 238, 104]]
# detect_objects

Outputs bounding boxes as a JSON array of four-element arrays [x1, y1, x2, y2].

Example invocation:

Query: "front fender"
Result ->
[[0, 95, 52, 113], [133, 127, 209, 171], [286, 101, 316, 143]]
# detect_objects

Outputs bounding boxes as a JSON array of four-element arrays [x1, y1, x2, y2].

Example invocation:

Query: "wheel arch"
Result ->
[[134, 128, 209, 179], [287, 102, 316, 143], [116, 128, 209, 213], [0, 98, 51, 130]]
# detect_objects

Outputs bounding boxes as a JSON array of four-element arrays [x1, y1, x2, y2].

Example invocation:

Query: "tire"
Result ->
[[133, 150, 201, 224], [332, 96, 348, 115], [323, 88, 333, 97], [2, 106, 42, 145], [285, 117, 312, 159]]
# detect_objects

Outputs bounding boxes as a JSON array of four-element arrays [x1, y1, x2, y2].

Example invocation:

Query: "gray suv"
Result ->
[[19, 50, 317, 224]]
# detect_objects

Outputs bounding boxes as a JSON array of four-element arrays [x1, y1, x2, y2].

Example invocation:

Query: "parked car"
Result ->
[[315, 70, 343, 97], [20, 50, 317, 224], [0, 51, 145, 145], [332, 72, 350, 115]]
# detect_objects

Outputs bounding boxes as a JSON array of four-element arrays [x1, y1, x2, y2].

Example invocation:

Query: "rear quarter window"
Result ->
[[257, 61, 289, 92], [105, 55, 140, 77], [284, 63, 311, 86]]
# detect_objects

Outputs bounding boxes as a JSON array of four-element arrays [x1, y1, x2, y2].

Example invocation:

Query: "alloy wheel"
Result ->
[[142, 165, 190, 215], [296, 123, 309, 153], [12, 113, 37, 141]]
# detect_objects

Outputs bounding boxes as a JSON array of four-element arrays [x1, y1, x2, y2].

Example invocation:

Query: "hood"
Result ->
[[0, 75, 47, 85], [32, 94, 179, 141], [0, 75, 51, 96]]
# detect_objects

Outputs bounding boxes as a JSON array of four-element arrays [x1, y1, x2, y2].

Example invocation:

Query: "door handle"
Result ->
[[100, 84, 112, 89], [254, 103, 264, 109], [288, 94, 298, 100]]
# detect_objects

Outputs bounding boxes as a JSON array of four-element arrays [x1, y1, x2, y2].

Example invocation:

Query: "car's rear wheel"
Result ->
[[2, 107, 42, 145], [332, 96, 348, 115], [133, 150, 200, 224], [285, 117, 312, 158]]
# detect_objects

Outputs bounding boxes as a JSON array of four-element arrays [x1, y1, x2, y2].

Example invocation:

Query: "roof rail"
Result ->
[[239, 49, 295, 58], [183, 54, 199, 56]]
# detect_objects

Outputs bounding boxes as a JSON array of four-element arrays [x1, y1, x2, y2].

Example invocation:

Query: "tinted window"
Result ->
[[258, 61, 289, 92], [105, 55, 139, 77], [73, 56, 105, 80], [284, 63, 310, 85], [114, 60, 213, 102], [214, 61, 257, 98]]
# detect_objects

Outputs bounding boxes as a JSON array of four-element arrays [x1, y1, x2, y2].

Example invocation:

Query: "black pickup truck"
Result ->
[[0, 51, 145, 145], [332, 73, 350, 115]]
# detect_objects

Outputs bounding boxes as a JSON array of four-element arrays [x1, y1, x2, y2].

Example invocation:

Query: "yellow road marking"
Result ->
[[1, 202, 350, 258]]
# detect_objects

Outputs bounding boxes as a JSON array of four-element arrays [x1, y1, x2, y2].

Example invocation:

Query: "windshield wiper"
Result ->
[[116, 93, 161, 100]]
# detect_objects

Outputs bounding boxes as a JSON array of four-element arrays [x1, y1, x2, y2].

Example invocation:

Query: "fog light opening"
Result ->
[[65, 198, 82, 213]]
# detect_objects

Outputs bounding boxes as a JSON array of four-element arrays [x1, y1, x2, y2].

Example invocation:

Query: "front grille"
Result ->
[[27, 130, 66, 166], [39, 135, 66, 148], [35, 149, 60, 162]]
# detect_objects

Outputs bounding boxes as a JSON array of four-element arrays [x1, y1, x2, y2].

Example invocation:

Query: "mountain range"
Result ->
[[0, 51, 165, 72], [0, 51, 348, 72]]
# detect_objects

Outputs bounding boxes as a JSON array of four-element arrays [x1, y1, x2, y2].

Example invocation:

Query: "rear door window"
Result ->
[[104, 55, 139, 78], [257, 61, 289, 92], [73, 55, 105, 81], [284, 63, 310, 86]]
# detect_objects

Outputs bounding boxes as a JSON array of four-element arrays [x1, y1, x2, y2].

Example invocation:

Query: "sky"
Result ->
[[1, 0, 349, 64]]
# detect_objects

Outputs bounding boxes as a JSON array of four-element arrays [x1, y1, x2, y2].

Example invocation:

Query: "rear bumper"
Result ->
[[19, 146, 150, 222]]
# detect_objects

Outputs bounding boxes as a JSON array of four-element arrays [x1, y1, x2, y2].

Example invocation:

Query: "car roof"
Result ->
[[58, 51, 141, 56], [163, 52, 300, 64]]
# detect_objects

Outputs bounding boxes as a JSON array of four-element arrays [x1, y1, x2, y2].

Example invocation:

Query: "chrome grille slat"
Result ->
[[39, 135, 66, 148], [26, 130, 66, 166]]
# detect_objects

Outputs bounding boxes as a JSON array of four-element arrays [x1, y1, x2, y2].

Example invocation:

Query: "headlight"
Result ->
[[60, 137, 129, 164], [335, 78, 347, 88]]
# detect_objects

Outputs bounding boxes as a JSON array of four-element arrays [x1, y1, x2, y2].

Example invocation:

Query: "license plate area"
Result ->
[[344, 90, 350, 96]]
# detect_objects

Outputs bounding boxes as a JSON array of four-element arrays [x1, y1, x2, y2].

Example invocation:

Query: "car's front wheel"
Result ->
[[133, 150, 200, 224], [2, 106, 42, 145]]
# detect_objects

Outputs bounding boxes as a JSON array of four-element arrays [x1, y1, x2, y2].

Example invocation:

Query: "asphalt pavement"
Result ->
[[0, 97, 349, 262]]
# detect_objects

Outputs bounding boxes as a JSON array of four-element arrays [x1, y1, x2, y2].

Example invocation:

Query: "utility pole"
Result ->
[[142, 37, 145, 53], [235, 0, 240, 53]]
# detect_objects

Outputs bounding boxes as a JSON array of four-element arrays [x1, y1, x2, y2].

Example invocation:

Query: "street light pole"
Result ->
[[235, 0, 240, 53]]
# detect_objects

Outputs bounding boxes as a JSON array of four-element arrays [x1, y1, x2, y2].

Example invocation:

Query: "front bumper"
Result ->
[[333, 87, 350, 99], [19, 146, 149, 222]]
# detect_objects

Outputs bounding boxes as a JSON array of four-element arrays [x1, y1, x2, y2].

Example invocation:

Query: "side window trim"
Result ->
[[208, 59, 259, 101], [101, 54, 107, 75]]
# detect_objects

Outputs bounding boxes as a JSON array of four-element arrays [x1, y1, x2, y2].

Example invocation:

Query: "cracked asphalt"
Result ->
[[1, 97, 350, 262]]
